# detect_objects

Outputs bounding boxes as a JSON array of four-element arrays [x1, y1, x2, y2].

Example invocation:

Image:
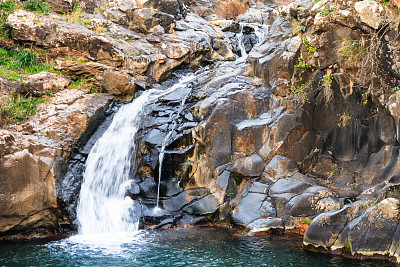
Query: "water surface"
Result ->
[[0, 227, 392, 267]]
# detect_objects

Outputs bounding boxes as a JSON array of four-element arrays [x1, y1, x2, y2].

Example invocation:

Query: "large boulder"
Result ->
[[21, 72, 71, 97]]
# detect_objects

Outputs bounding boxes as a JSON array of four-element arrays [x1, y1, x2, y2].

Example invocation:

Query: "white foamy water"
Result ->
[[76, 74, 197, 236]]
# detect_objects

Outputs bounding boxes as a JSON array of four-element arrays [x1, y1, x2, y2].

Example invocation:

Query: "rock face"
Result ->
[[0, 90, 112, 235], [1, 3, 400, 267]]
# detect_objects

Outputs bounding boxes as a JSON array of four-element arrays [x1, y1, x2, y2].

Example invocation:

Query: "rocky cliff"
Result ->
[[1, 0, 400, 264]]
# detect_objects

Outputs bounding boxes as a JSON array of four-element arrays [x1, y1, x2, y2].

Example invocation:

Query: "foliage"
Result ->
[[344, 239, 351, 252], [65, 5, 90, 26], [0, 47, 54, 81], [288, 83, 308, 104], [321, 74, 333, 89], [0, 95, 43, 126], [337, 38, 365, 66], [20, 0, 49, 15], [0, 0, 15, 38], [301, 37, 316, 59], [337, 112, 352, 127], [294, 58, 311, 69], [214, 0, 248, 20]]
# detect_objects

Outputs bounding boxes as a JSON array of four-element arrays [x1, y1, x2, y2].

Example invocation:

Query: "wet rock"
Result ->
[[247, 218, 284, 232], [21, 72, 71, 97], [163, 178, 183, 197], [183, 194, 220, 215], [139, 177, 157, 199], [126, 180, 140, 199], [176, 214, 208, 227]]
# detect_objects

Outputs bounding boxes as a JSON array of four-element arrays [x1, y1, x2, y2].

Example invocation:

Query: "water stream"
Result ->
[[76, 74, 198, 235]]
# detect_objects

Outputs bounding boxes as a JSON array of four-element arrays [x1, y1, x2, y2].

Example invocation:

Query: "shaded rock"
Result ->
[[263, 155, 298, 181], [139, 0, 187, 19], [139, 177, 157, 199], [232, 192, 273, 226], [247, 218, 284, 232], [163, 188, 208, 211], [333, 198, 400, 256], [0, 78, 21, 96], [163, 178, 183, 197], [269, 177, 310, 195], [60, 62, 112, 78], [45, 0, 73, 13], [21, 72, 71, 96], [182, 194, 220, 215], [231, 154, 265, 177], [303, 201, 371, 249], [176, 214, 209, 227]]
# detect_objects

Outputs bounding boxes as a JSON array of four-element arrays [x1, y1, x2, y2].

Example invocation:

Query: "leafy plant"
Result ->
[[21, 0, 50, 15], [338, 112, 352, 127], [319, 8, 329, 16], [321, 74, 333, 89]]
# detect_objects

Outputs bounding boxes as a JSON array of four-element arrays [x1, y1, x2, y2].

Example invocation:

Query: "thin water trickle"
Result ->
[[156, 80, 194, 208]]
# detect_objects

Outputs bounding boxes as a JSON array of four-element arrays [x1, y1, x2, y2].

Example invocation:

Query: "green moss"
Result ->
[[344, 239, 351, 252]]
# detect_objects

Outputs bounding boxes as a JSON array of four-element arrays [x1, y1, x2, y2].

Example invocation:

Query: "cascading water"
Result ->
[[236, 23, 269, 58], [75, 23, 269, 236], [76, 74, 197, 235]]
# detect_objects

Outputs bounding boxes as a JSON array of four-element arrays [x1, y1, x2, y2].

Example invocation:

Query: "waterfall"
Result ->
[[75, 22, 270, 235], [237, 24, 248, 58], [76, 74, 196, 234]]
